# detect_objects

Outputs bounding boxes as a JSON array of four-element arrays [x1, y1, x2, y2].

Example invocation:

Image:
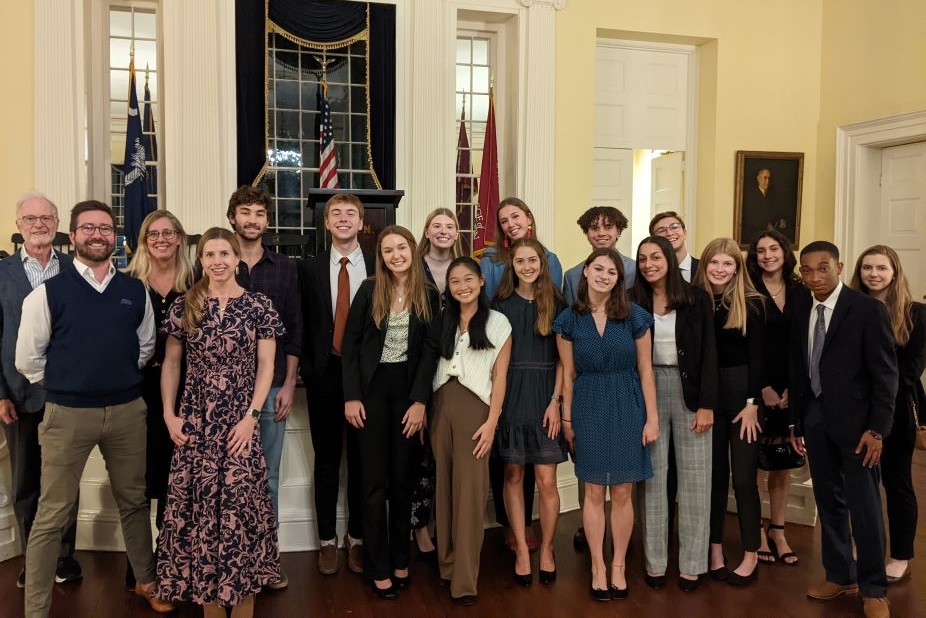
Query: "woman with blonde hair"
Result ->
[[157, 227, 283, 618], [850, 245, 926, 584], [419, 207, 463, 294], [694, 238, 766, 588], [342, 225, 442, 598], [123, 210, 194, 589]]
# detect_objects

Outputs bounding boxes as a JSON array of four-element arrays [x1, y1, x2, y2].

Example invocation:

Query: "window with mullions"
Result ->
[[260, 34, 377, 254], [109, 5, 159, 233], [455, 35, 491, 256]]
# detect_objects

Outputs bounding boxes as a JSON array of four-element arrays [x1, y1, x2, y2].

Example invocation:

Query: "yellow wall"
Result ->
[[0, 3, 35, 252], [555, 0, 824, 269], [814, 0, 926, 241]]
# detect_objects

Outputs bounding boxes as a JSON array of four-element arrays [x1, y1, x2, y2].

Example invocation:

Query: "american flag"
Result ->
[[317, 81, 340, 189]]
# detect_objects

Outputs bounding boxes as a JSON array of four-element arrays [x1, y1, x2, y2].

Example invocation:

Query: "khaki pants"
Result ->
[[431, 379, 490, 599], [25, 398, 153, 617]]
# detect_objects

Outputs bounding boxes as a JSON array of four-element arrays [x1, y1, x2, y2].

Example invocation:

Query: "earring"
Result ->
[[235, 264, 240, 275]]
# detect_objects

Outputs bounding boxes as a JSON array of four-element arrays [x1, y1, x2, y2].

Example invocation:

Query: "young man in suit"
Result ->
[[789, 241, 897, 618], [0, 192, 81, 589], [649, 211, 699, 282], [298, 193, 373, 576]]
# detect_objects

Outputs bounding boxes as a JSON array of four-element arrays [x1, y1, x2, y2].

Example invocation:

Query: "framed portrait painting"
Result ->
[[734, 151, 803, 248]]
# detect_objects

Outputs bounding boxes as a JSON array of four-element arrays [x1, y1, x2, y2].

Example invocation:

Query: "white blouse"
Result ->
[[652, 310, 679, 366], [433, 310, 512, 405]]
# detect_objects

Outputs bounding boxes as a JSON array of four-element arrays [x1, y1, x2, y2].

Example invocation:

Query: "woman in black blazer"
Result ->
[[632, 236, 718, 592], [850, 244, 926, 584], [342, 225, 442, 598]]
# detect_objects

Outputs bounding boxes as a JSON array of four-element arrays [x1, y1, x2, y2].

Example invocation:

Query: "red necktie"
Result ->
[[332, 257, 350, 353]]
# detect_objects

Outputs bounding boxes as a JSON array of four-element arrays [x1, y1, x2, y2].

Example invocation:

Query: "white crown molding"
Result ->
[[518, 0, 567, 10]]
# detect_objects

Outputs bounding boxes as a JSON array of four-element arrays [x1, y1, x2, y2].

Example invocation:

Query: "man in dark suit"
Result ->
[[741, 168, 791, 245], [789, 241, 897, 618], [0, 192, 80, 589], [298, 193, 374, 576], [649, 211, 699, 282]]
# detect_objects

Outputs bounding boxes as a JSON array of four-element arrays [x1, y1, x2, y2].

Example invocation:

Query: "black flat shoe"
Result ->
[[726, 568, 758, 587], [393, 574, 411, 589], [644, 573, 666, 589], [678, 576, 701, 592], [452, 594, 477, 606], [371, 581, 397, 599], [514, 570, 533, 587], [609, 584, 628, 599], [590, 585, 610, 602], [539, 568, 557, 585]]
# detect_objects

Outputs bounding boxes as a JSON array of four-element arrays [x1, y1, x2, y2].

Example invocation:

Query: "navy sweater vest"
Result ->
[[44, 268, 146, 407]]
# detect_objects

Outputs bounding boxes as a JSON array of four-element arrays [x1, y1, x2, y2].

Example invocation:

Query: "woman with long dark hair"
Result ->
[[632, 235, 717, 592], [745, 230, 808, 567], [850, 245, 926, 584], [341, 225, 441, 598], [431, 257, 512, 605]]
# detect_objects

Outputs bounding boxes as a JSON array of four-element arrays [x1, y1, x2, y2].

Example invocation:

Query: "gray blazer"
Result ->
[[563, 251, 636, 305], [0, 250, 73, 413]]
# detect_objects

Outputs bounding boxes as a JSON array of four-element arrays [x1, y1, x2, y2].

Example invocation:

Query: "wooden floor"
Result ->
[[2, 452, 924, 617]]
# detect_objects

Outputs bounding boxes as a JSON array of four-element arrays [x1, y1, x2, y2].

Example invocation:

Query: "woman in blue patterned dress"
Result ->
[[157, 228, 283, 618], [554, 248, 659, 602]]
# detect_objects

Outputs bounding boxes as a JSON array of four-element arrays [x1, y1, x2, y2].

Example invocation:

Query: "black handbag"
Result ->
[[757, 436, 805, 471]]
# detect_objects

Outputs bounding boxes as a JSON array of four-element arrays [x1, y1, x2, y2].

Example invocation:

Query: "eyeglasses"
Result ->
[[76, 224, 115, 236], [145, 229, 179, 240], [18, 215, 57, 226], [654, 222, 684, 235]]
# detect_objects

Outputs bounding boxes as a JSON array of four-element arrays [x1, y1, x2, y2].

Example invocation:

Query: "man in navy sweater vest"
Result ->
[[15, 201, 173, 616]]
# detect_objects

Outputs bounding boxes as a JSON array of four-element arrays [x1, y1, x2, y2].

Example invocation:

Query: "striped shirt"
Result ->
[[20, 247, 60, 289]]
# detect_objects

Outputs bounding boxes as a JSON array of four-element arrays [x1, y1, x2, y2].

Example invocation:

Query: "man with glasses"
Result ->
[[0, 192, 81, 590], [649, 211, 699, 282], [15, 200, 173, 615]]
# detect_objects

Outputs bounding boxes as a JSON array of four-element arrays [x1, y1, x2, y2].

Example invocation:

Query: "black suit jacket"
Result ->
[[788, 284, 898, 443], [340, 280, 441, 405], [297, 250, 374, 382], [687, 257, 700, 283]]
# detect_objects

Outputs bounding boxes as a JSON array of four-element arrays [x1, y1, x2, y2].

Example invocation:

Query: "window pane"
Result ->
[[134, 10, 157, 39], [350, 115, 367, 144], [328, 84, 350, 113], [456, 65, 470, 92], [273, 52, 299, 80], [301, 140, 320, 168], [330, 113, 348, 142], [134, 39, 157, 71], [350, 86, 366, 114], [277, 170, 301, 198], [350, 144, 369, 170], [473, 66, 489, 94], [277, 199, 302, 227], [472, 95, 489, 123], [111, 38, 133, 69], [473, 39, 488, 65], [327, 58, 349, 84], [275, 80, 300, 110], [456, 38, 470, 64], [276, 111, 300, 139], [110, 8, 132, 38], [111, 70, 130, 101], [301, 112, 319, 139]]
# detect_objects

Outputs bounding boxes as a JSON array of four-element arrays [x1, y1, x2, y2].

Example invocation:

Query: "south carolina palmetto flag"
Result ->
[[122, 56, 152, 252]]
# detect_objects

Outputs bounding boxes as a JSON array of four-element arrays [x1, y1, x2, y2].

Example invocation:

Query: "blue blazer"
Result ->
[[0, 251, 73, 413], [479, 245, 563, 301], [563, 251, 636, 305]]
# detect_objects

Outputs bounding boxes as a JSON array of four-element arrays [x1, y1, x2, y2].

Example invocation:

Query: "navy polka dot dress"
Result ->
[[553, 303, 654, 485]]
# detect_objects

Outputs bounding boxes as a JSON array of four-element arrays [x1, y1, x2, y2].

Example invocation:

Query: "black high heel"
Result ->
[[609, 564, 628, 599], [590, 584, 610, 602], [539, 551, 556, 584], [514, 570, 533, 587]]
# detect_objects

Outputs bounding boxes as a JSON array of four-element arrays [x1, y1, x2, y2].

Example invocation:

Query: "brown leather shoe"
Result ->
[[345, 535, 364, 574], [863, 597, 890, 618], [807, 580, 859, 600], [134, 582, 175, 614], [319, 544, 339, 575]]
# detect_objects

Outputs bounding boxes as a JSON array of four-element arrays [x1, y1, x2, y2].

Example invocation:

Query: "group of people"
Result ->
[[0, 189, 921, 618]]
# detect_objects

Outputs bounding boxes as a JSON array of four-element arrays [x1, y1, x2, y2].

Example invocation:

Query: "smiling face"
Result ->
[[859, 253, 894, 295], [228, 202, 269, 241], [425, 213, 458, 250], [800, 251, 842, 301], [145, 216, 182, 263], [448, 262, 484, 308], [512, 245, 542, 286], [583, 255, 620, 295], [755, 236, 784, 275], [637, 242, 669, 285], [17, 196, 59, 253], [498, 204, 532, 241], [380, 233, 413, 276], [201, 238, 239, 285], [325, 201, 364, 244], [706, 251, 737, 293], [653, 216, 687, 252], [71, 209, 116, 264], [586, 216, 620, 250]]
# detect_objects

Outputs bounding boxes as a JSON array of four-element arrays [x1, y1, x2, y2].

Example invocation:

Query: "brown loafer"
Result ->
[[863, 597, 890, 618], [345, 535, 364, 574], [134, 582, 175, 614], [807, 580, 859, 600], [319, 543, 339, 575]]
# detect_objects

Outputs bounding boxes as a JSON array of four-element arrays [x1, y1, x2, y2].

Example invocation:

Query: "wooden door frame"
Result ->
[[835, 110, 926, 263]]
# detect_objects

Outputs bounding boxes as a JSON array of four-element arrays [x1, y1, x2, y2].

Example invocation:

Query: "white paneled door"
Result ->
[[879, 141, 926, 302]]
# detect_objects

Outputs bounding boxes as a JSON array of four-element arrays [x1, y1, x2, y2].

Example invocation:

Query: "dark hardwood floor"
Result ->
[[2, 451, 924, 617]]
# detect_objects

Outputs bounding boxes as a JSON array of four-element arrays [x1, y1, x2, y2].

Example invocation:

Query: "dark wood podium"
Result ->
[[306, 189, 404, 256]]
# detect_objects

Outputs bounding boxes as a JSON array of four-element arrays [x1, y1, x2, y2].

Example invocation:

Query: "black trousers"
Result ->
[[490, 457, 534, 528], [804, 397, 887, 597], [709, 366, 761, 552], [357, 363, 415, 580], [2, 407, 77, 558], [307, 354, 363, 541], [881, 393, 918, 560]]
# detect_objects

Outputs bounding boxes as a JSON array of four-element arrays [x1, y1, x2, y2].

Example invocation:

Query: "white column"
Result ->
[[161, 0, 238, 234], [34, 0, 88, 208], [517, 0, 565, 246]]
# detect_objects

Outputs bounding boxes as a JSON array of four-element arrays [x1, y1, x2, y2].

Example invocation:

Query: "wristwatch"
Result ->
[[866, 429, 883, 441], [248, 408, 261, 420], [746, 398, 756, 405]]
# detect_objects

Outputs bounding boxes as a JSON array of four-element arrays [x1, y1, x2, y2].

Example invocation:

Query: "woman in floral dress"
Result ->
[[157, 227, 283, 618]]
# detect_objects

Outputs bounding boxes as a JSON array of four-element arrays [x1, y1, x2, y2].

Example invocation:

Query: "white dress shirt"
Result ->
[[15, 257, 156, 384], [679, 253, 693, 283], [20, 247, 60, 289], [807, 280, 843, 368], [329, 244, 367, 316]]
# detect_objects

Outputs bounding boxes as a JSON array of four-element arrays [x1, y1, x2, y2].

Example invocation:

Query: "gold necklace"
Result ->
[[769, 281, 785, 298]]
